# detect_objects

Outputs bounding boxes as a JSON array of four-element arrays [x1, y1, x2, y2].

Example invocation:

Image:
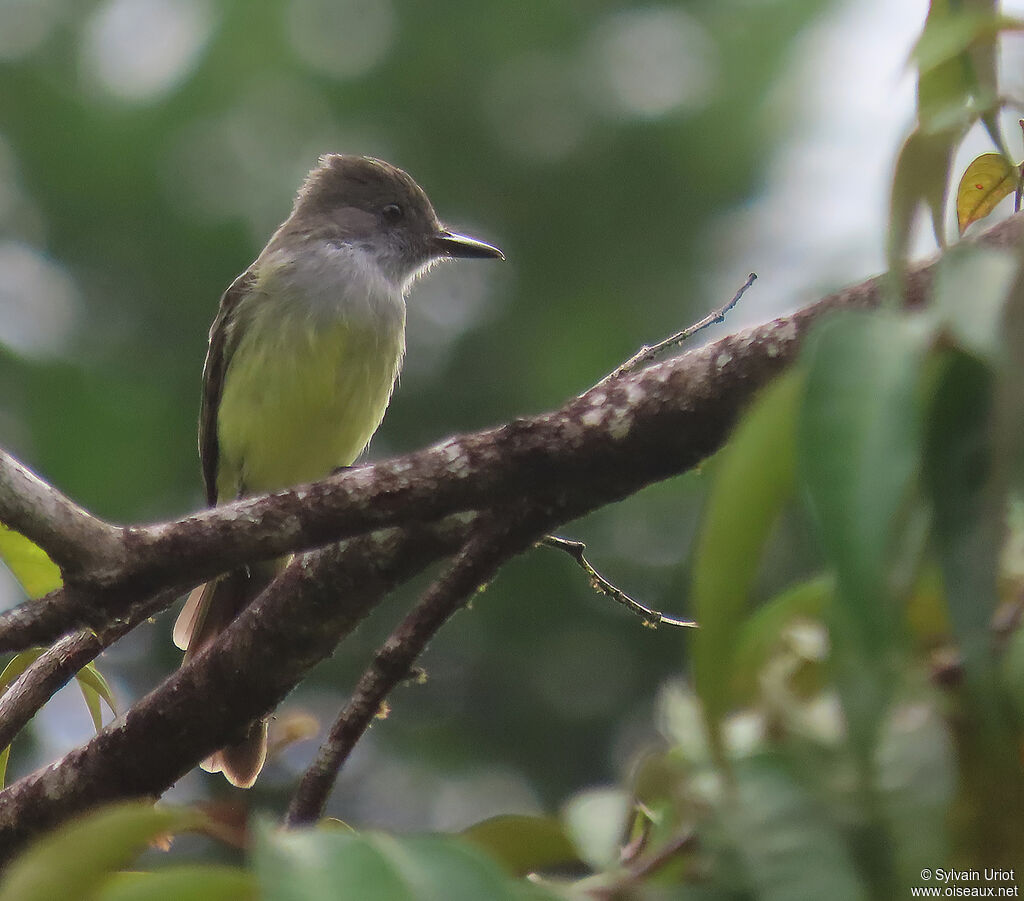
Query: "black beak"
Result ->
[[432, 229, 504, 260]]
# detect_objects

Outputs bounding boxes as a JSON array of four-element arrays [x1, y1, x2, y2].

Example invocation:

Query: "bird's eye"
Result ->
[[381, 203, 403, 223]]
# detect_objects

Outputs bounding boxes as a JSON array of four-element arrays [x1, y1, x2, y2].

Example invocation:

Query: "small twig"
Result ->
[[285, 513, 542, 827], [551, 281, 756, 631], [541, 536, 696, 629], [583, 830, 698, 899], [594, 273, 757, 390], [618, 829, 697, 885]]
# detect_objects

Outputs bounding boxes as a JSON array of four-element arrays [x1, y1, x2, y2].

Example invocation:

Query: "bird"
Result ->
[[173, 154, 503, 786]]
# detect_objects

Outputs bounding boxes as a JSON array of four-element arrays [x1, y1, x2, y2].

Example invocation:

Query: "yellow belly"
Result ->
[[216, 307, 404, 500]]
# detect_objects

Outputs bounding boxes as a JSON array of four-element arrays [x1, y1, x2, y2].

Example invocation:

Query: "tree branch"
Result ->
[[0, 632, 102, 753], [0, 450, 124, 578], [0, 211, 1020, 859], [0, 209, 984, 652], [0, 589, 177, 754], [541, 535, 696, 628], [0, 515, 478, 857], [593, 272, 757, 388]]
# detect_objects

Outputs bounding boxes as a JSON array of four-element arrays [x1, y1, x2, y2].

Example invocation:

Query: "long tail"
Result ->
[[174, 569, 270, 788]]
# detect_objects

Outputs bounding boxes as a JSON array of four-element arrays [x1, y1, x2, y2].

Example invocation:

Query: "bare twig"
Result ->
[[541, 536, 696, 629], [542, 275, 757, 626], [285, 512, 540, 826], [594, 273, 757, 389], [583, 830, 698, 899]]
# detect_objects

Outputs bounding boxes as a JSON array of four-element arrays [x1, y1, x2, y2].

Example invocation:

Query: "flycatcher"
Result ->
[[173, 154, 503, 787]]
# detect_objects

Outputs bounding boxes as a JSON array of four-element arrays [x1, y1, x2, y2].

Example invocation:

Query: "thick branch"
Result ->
[[0, 514, 489, 856], [0, 450, 124, 577], [0, 212, 1021, 857], [9, 211, 1020, 650], [7, 218, 1024, 597]]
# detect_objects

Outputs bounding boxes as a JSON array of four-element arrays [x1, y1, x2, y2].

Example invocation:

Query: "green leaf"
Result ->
[[912, 9, 1022, 77], [253, 825, 557, 901], [931, 244, 1020, 360], [888, 127, 957, 280], [461, 815, 579, 876], [893, 1, 1021, 275], [691, 371, 800, 762], [0, 802, 204, 901], [0, 525, 62, 598], [922, 351, 1010, 735], [798, 311, 931, 758], [78, 680, 104, 733], [721, 756, 868, 901], [98, 866, 257, 901], [913, 1, 1003, 133], [956, 153, 1020, 234], [0, 648, 47, 778], [0, 651, 115, 780], [75, 661, 117, 710], [76, 661, 117, 732], [799, 311, 930, 651]]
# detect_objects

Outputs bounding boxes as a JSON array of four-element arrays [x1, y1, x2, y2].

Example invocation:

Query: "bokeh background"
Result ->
[[1, 0, 1022, 857]]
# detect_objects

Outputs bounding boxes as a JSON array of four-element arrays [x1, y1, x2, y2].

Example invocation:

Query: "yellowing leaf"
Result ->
[[956, 152, 1021, 234], [0, 525, 62, 598]]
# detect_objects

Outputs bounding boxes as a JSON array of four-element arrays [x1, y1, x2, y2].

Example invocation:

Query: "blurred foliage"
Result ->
[[0, 802, 209, 901], [889, 0, 1021, 273]]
